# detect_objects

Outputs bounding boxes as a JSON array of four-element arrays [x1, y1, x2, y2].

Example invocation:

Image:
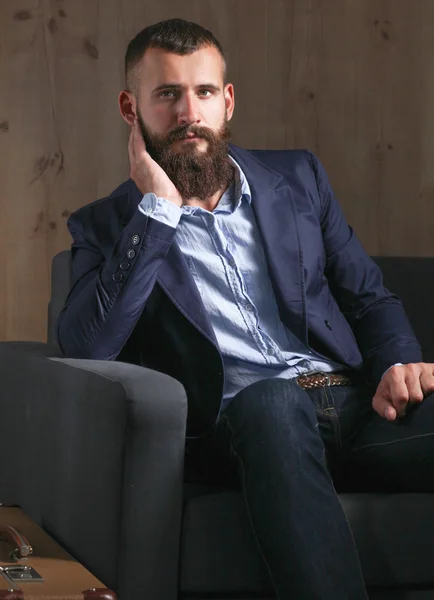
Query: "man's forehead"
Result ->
[[140, 46, 224, 86]]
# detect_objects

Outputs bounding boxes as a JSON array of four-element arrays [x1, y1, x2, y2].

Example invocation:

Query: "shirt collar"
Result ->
[[230, 155, 252, 206], [214, 156, 251, 213]]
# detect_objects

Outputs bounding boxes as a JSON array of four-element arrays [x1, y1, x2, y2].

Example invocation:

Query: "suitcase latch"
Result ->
[[0, 565, 44, 583]]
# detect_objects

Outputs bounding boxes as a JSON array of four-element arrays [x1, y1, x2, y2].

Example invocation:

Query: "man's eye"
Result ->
[[198, 89, 212, 97], [159, 90, 176, 98]]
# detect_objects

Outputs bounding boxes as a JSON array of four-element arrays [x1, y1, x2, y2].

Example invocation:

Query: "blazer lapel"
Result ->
[[229, 146, 306, 342]]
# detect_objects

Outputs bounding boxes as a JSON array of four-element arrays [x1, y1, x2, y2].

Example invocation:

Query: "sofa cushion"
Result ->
[[180, 491, 434, 594]]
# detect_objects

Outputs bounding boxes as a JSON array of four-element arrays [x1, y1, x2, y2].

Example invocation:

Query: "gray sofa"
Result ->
[[1, 252, 434, 600]]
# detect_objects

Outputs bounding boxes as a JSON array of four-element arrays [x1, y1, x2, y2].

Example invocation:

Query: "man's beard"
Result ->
[[137, 111, 234, 201]]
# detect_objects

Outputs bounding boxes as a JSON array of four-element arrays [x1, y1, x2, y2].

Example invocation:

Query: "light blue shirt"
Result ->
[[139, 158, 346, 406]]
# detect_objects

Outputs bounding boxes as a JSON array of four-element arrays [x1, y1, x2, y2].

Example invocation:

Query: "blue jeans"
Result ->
[[217, 377, 434, 600]]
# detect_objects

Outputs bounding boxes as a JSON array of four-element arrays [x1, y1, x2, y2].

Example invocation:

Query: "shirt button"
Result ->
[[131, 235, 140, 245], [267, 347, 276, 356], [245, 303, 254, 311], [112, 273, 123, 283], [127, 249, 136, 259], [119, 262, 131, 271], [228, 258, 236, 268]]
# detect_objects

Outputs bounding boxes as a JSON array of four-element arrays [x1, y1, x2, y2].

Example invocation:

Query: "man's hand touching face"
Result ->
[[128, 120, 183, 207], [373, 363, 434, 420]]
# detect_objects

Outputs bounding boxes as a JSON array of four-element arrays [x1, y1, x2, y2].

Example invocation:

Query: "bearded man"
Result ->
[[57, 18, 434, 600]]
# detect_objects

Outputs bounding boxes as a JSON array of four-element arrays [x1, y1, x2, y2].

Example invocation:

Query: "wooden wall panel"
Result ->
[[1, 0, 434, 341]]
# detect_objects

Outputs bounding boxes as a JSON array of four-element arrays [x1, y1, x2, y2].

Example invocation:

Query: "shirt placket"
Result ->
[[209, 213, 281, 364]]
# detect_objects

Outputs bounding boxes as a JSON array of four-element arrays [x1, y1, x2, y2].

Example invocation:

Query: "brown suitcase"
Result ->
[[0, 506, 116, 599]]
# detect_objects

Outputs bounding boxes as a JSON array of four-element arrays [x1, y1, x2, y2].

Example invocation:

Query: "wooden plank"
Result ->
[[377, 0, 434, 256], [0, 0, 54, 341]]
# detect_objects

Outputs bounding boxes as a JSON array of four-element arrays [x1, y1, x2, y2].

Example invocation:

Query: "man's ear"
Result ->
[[118, 90, 137, 125], [224, 83, 235, 121]]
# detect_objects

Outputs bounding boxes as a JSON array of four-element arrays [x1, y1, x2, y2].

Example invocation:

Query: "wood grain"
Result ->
[[1, 0, 433, 341]]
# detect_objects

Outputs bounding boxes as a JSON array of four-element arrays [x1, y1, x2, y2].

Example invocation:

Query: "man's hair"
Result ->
[[125, 18, 226, 94]]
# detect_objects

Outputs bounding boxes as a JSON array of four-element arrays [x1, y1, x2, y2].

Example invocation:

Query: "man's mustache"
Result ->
[[166, 125, 214, 144]]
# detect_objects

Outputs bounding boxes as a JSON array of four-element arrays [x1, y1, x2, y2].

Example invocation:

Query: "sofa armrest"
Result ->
[[0, 344, 188, 600]]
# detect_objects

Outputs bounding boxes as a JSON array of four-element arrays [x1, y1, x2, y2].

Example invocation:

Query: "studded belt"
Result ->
[[296, 372, 353, 390]]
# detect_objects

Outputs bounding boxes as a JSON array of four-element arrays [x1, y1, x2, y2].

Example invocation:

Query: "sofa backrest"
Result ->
[[47, 251, 72, 349], [48, 251, 434, 361], [372, 257, 434, 362]]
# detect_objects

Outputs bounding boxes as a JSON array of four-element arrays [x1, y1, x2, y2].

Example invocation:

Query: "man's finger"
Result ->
[[372, 391, 397, 421], [405, 372, 424, 404], [420, 370, 434, 396], [384, 404, 398, 421], [388, 374, 409, 416], [128, 123, 136, 163], [132, 119, 147, 155]]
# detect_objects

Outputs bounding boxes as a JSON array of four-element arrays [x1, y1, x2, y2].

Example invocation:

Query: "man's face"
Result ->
[[133, 45, 235, 200]]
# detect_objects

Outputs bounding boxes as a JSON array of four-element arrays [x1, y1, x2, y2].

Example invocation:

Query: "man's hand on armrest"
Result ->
[[373, 363, 434, 420]]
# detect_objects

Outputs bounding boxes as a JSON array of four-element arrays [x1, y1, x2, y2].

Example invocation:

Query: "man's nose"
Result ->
[[177, 95, 201, 126]]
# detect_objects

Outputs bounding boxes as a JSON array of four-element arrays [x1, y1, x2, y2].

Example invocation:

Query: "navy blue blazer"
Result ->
[[57, 145, 422, 434]]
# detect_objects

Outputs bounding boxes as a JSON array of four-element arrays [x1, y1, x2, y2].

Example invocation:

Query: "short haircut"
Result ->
[[125, 18, 227, 94]]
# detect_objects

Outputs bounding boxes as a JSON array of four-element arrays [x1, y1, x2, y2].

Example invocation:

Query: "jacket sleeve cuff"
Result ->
[[370, 345, 423, 385]]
